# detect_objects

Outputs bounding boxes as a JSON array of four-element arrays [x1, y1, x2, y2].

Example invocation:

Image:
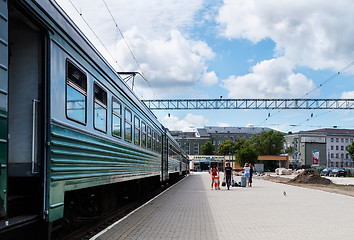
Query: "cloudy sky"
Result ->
[[56, 0, 354, 132]]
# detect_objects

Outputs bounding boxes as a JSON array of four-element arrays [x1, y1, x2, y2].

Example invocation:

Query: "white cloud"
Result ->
[[221, 57, 315, 98], [56, 0, 214, 98], [199, 71, 218, 86], [116, 29, 215, 98], [268, 123, 290, 133], [164, 113, 208, 131], [216, 122, 231, 127], [217, 0, 354, 71], [57, 0, 204, 39], [341, 91, 354, 99], [343, 117, 354, 121]]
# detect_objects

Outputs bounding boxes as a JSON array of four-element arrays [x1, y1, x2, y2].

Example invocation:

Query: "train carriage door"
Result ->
[[6, 5, 46, 218], [0, 0, 8, 218], [161, 131, 168, 183]]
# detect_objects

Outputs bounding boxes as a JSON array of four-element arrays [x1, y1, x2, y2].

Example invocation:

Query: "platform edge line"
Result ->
[[89, 175, 190, 240]]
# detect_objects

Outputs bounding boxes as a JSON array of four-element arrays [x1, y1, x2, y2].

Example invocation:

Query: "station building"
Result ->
[[285, 128, 354, 168], [170, 126, 273, 155]]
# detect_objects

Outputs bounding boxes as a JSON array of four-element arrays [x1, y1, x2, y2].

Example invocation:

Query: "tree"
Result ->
[[201, 141, 215, 155], [217, 139, 232, 155], [235, 146, 258, 166], [347, 142, 354, 157], [284, 146, 294, 155], [248, 130, 285, 155], [217, 138, 246, 155]]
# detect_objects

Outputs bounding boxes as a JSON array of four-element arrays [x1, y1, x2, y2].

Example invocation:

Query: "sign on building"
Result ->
[[301, 137, 326, 143], [312, 150, 320, 166]]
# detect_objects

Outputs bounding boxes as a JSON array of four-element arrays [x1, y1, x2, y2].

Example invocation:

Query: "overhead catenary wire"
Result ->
[[101, 0, 145, 78], [286, 61, 354, 131], [101, 0, 159, 100], [256, 110, 281, 127], [286, 110, 333, 132], [257, 61, 354, 128], [65, 0, 158, 100], [301, 61, 354, 98], [67, 0, 124, 71]]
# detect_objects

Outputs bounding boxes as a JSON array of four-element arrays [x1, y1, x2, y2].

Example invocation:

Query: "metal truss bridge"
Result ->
[[142, 99, 354, 110]]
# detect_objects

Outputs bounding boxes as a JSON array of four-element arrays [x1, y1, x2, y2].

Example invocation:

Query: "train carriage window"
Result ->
[[112, 97, 122, 138], [169, 144, 172, 158], [94, 83, 107, 132], [152, 131, 156, 152], [157, 134, 161, 153], [134, 116, 140, 146], [66, 60, 87, 124], [125, 109, 132, 142], [141, 122, 146, 148], [147, 126, 152, 150]]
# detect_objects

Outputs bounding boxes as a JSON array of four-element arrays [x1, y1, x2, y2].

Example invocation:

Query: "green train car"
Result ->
[[0, 0, 188, 236]]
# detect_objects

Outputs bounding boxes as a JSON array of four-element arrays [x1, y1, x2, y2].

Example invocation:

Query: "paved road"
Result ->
[[93, 172, 354, 240]]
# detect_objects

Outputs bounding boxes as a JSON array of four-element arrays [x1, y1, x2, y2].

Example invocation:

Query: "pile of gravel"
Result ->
[[289, 169, 332, 185]]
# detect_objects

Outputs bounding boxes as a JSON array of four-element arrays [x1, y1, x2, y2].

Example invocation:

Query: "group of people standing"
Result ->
[[210, 162, 254, 190]]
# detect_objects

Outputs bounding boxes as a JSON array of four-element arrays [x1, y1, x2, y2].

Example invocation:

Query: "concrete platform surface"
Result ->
[[92, 172, 354, 240]]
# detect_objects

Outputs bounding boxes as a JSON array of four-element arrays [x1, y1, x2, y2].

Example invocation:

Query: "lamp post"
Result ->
[[231, 137, 234, 168], [228, 140, 231, 166]]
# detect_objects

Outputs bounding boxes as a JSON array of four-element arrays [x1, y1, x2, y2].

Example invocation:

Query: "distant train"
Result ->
[[0, 0, 188, 236]]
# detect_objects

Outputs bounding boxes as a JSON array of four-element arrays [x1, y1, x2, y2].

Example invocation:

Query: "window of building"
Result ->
[[331, 145, 334, 150], [341, 146, 344, 151], [141, 122, 146, 148], [346, 154, 349, 159], [336, 146, 339, 150], [336, 138, 339, 142], [193, 142, 199, 155], [341, 138, 344, 143], [331, 153, 334, 158], [134, 116, 140, 146], [346, 138, 348, 143], [186, 142, 190, 154], [341, 153, 344, 159], [147, 126, 152, 149], [331, 138, 334, 142], [124, 109, 132, 142], [66, 60, 87, 124], [336, 153, 339, 158], [351, 139, 353, 143], [94, 83, 107, 132], [112, 98, 121, 138]]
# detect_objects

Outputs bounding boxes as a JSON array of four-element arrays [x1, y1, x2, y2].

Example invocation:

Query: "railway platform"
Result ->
[[91, 172, 354, 240]]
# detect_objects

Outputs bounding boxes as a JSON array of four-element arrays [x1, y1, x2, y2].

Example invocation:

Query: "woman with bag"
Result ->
[[243, 163, 251, 187]]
